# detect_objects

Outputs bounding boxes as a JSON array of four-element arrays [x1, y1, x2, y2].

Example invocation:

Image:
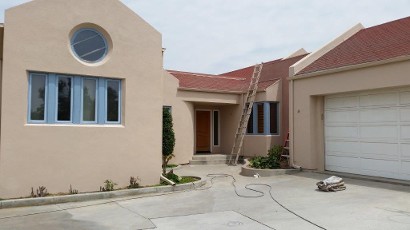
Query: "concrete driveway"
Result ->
[[0, 165, 409, 230]]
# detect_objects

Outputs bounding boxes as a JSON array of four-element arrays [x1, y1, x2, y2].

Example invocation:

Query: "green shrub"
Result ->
[[162, 108, 176, 174], [249, 145, 283, 169], [165, 172, 180, 183]]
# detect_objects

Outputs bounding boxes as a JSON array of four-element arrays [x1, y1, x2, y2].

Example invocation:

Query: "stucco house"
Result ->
[[289, 17, 410, 181], [2, 0, 408, 199], [164, 50, 307, 164], [0, 0, 164, 198]]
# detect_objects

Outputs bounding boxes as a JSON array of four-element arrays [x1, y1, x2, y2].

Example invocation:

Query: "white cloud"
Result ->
[[1, 0, 409, 74]]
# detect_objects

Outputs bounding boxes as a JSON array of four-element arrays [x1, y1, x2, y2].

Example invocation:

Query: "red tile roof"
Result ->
[[299, 17, 410, 75], [168, 54, 307, 93]]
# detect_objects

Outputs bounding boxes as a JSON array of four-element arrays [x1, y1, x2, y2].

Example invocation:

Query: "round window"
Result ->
[[71, 28, 108, 63]]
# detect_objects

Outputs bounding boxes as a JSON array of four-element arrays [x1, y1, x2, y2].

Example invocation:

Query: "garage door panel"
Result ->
[[326, 110, 359, 124], [326, 96, 359, 109], [326, 126, 358, 138], [326, 156, 361, 175], [400, 161, 410, 175], [360, 93, 397, 107], [400, 144, 410, 160], [399, 108, 410, 121], [399, 92, 410, 105], [360, 142, 399, 159], [360, 109, 397, 123], [400, 126, 410, 139], [361, 158, 399, 177], [326, 140, 360, 154], [360, 126, 397, 140]]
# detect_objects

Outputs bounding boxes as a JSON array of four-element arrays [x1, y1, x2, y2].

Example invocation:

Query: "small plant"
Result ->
[[69, 185, 79, 194], [31, 186, 49, 198], [100, 180, 117, 192], [128, 176, 141, 189], [249, 145, 284, 169]]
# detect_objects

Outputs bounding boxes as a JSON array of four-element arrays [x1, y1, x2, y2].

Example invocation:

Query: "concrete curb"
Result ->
[[240, 160, 300, 177], [0, 177, 205, 209]]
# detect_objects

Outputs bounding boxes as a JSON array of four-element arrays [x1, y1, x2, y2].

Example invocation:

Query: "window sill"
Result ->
[[25, 123, 124, 128]]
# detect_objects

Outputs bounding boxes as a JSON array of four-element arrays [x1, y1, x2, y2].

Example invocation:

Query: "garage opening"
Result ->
[[324, 88, 410, 181]]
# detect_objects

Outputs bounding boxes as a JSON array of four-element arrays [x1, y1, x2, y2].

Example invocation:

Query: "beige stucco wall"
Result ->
[[163, 72, 195, 164], [0, 0, 163, 198], [291, 59, 410, 170], [243, 81, 283, 156]]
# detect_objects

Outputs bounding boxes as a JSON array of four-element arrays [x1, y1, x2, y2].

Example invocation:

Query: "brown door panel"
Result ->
[[196, 111, 211, 152]]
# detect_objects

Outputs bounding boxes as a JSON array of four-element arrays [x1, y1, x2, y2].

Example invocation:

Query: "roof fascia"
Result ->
[[178, 87, 244, 94], [289, 23, 364, 77], [288, 54, 410, 81]]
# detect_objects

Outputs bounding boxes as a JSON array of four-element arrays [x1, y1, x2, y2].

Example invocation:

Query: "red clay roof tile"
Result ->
[[299, 16, 410, 75]]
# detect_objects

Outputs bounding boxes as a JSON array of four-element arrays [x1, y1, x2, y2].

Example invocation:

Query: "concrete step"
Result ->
[[191, 154, 231, 161], [189, 154, 243, 165], [189, 159, 230, 165]]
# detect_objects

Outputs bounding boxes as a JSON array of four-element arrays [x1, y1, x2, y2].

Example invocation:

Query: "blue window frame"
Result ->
[[28, 72, 122, 125], [56, 75, 73, 122], [246, 102, 279, 135], [28, 73, 47, 122], [81, 78, 98, 123], [106, 80, 121, 124]]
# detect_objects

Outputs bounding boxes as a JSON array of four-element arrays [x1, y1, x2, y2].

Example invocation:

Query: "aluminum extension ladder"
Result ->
[[228, 63, 263, 165]]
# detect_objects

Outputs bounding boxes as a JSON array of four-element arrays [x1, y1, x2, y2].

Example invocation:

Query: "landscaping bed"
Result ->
[[0, 176, 205, 209], [241, 145, 300, 177]]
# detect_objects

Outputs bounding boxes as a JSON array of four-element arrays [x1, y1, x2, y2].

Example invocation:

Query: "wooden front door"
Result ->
[[196, 110, 211, 153]]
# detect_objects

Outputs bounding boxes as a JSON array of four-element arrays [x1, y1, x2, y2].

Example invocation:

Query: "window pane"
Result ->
[[30, 75, 46, 121], [107, 80, 120, 122], [71, 29, 107, 63], [57, 77, 72, 121], [270, 103, 278, 134], [213, 111, 219, 146], [257, 104, 264, 133], [247, 105, 253, 134], [83, 79, 97, 122]]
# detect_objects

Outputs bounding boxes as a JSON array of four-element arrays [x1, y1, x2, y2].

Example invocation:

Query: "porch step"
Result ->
[[189, 154, 243, 165]]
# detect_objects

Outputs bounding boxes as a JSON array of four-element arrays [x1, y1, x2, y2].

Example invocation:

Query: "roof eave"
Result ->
[[178, 87, 268, 94], [289, 54, 410, 80], [178, 87, 244, 94]]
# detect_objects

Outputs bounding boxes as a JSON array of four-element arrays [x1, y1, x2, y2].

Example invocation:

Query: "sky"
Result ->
[[0, 1, 409, 74]]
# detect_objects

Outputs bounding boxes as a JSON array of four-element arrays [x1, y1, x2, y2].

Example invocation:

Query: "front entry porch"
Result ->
[[195, 107, 223, 155]]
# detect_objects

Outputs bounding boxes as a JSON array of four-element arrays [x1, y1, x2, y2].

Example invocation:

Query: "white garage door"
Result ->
[[325, 88, 410, 180]]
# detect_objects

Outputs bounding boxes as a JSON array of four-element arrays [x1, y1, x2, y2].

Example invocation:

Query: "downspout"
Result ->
[[289, 79, 302, 170]]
